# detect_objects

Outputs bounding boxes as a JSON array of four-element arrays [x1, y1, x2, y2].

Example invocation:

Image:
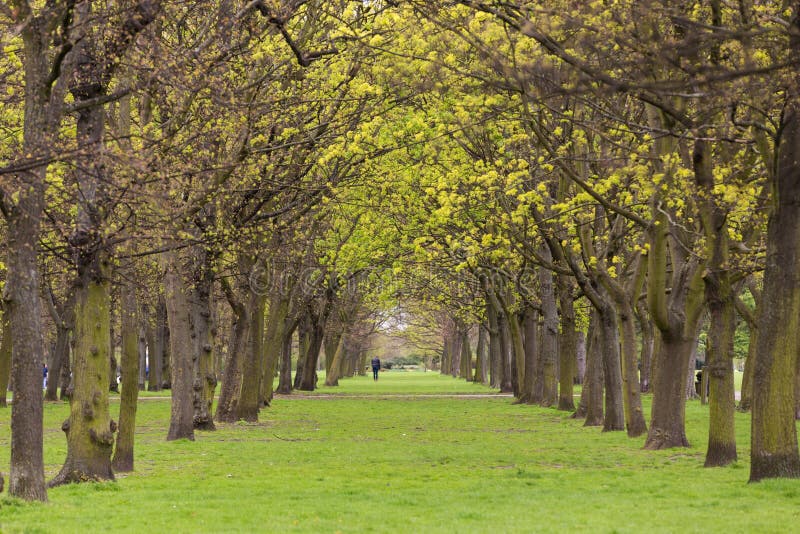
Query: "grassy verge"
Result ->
[[1, 372, 797, 533]]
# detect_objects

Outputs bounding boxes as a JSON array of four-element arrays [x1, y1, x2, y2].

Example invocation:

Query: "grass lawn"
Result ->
[[1, 372, 798, 533]]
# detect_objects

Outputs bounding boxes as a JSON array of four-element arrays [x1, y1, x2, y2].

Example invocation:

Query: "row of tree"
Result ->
[[1, 0, 799, 503]]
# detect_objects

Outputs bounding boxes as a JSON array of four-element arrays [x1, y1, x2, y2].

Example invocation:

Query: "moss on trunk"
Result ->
[[750, 94, 800, 481], [50, 271, 115, 486]]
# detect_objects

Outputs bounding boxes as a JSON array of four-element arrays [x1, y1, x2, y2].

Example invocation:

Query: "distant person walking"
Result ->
[[371, 357, 381, 381], [43, 363, 48, 389]]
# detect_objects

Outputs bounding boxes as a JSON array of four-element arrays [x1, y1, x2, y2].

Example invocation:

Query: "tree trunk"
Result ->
[[506, 314, 524, 398], [557, 277, 576, 411], [59, 338, 73, 401], [50, 269, 116, 486], [276, 325, 294, 394], [704, 272, 737, 467], [497, 311, 513, 393], [0, 310, 11, 407], [0, 311, 10, 408], [52, 55, 119, 483], [45, 320, 72, 402], [687, 338, 700, 401], [449, 332, 460, 377], [581, 314, 604, 426], [750, 61, 800, 479], [215, 302, 248, 423], [460, 331, 472, 381], [521, 306, 538, 403], [324, 333, 338, 376], [260, 296, 289, 405], [325, 334, 347, 386], [236, 291, 266, 422], [598, 304, 624, 432], [112, 284, 139, 472], [644, 333, 694, 449], [148, 296, 166, 391], [162, 322, 171, 389], [575, 331, 586, 385], [137, 320, 147, 392], [474, 324, 489, 385], [645, 199, 705, 449], [191, 257, 216, 431], [486, 300, 502, 389], [164, 259, 195, 441], [294, 316, 309, 389], [636, 302, 654, 393], [539, 265, 559, 407], [616, 300, 647, 437], [738, 326, 756, 412], [299, 311, 327, 391], [5, 21, 52, 500]]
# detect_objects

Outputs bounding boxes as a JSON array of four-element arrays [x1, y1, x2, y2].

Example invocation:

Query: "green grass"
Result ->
[[286, 370, 505, 396], [1, 372, 798, 533]]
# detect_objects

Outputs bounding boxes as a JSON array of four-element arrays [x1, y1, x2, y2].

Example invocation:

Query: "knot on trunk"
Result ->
[[61, 419, 71, 434], [82, 401, 94, 420], [89, 427, 115, 446], [110, 419, 118, 433]]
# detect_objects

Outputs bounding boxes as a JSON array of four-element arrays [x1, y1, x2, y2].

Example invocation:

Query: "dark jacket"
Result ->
[[371, 357, 381, 369]]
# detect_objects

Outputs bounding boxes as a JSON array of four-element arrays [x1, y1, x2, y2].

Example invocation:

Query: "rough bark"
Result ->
[[505, 313, 524, 398], [148, 296, 166, 391], [324, 334, 347, 386], [215, 295, 248, 423], [520, 306, 538, 403], [137, 319, 147, 392], [191, 254, 216, 431], [582, 313, 604, 426], [557, 276, 576, 411], [294, 316, 309, 389], [636, 302, 654, 393], [276, 325, 294, 394], [50, 267, 116, 486], [644, 333, 694, 449], [750, 50, 800, 479], [164, 258, 195, 441], [695, 134, 737, 467], [260, 295, 289, 404], [112, 284, 139, 472], [460, 330, 473, 381], [644, 207, 705, 449], [298, 312, 326, 391], [575, 330, 586, 385], [598, 303, 624, 432], [738, 325, 756, 412], [486, 298, 502, 389], [704, 274, 737, 467], [59, 339, 73, 401], [616, 299, 647, 437], [236, 291, 266, 422], [44, 287, 75, 402], [4, 3, 62, 500], [497, 311, 513, 393], [538, 264, 559, 407], [474, 324, 489, 385], [734, 284, 759, 411]]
